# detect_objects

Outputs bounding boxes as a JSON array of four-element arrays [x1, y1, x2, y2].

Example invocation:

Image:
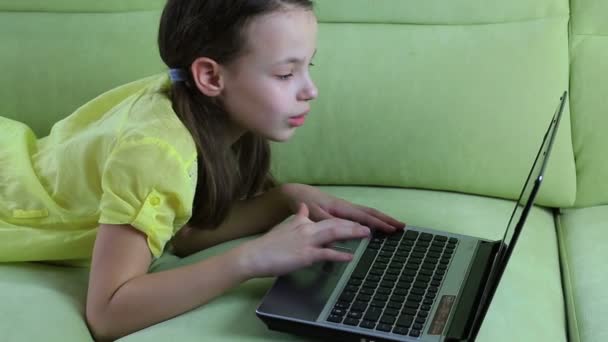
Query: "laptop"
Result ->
[[256, 92, 568, 342]]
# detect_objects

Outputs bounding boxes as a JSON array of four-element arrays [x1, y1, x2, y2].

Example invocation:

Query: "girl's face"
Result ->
[[220, 8, 318, 142]]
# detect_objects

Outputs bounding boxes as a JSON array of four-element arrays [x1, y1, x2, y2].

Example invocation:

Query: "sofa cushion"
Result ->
[[569, 0, 608, 206], [0, 187, 567, 341], [0, 263, 91, 342], [271, 0, 576, 208], [557, 205, 608, 342]]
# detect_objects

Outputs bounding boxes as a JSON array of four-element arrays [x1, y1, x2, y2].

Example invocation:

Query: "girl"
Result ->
[[0, 0, 406, 340]]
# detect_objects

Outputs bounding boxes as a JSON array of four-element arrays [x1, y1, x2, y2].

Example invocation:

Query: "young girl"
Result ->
[[0, 0, 406, 339]]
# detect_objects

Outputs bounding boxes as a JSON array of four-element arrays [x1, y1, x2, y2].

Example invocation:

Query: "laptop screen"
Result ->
[[496, 91, 567, 265], [468, 91, 568, 340]]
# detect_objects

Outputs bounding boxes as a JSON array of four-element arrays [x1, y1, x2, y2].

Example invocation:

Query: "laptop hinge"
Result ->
[[444, 240, 500, 342]]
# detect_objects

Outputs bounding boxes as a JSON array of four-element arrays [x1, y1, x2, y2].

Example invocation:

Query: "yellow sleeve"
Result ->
[[99, 137, 196, 258]]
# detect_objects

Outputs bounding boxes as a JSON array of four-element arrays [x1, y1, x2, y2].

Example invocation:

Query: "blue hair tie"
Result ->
[[169, 68, 188, 83]]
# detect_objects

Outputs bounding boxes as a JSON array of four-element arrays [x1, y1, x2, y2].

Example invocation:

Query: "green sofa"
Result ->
[[0, 0, 606, 341]]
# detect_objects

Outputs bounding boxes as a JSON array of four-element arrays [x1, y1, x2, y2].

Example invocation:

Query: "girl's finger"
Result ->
[[310, 203, 334, 221], [329, 206, 396, 233], [312, 223, 371, 246], [312, 248, 354, 263], [357, 205, 406, 229]]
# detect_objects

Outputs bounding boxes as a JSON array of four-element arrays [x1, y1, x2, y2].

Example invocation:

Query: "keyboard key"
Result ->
[[339, 292, 356, 302], [363, 281, 378, 288], [416, 240, 430, 247], [407, 294, 423, 302], [402, 308, 417, 316], [377, 287, 391, 295], [393, 288, 408, 296], [434, 236, 448, 242], [419, 233, 433, 241], [364, 308, 382, 322], [413, 281, 427, 289], [347, 278, 362, 286], [347, 311, 363, 319], [376, 323, 392, 332], [370, 300, 386, 308], [379, 280, 394, 288], [393, 326, 409, 335], [360, 288, 374, 295], [344, 317, 360, 326], [380, 315, 396, 325], [404, 231, 419, 240], [327, 314, 343, 323], [356, 294, 372, 302], [331, 308, 346, 316], [350, 302, 368, 312], [404, 301, 419, 309], [360, 320, 376, 329], [396, 314, 414, 328], [387, 301, 402, 309], [374, 294, 389, 301], [410, 329, 421, 337], [384, 308, 399, 316], [384, 274, 398, 281], [419, 269, 433, 276], [390, 294, 405, 302]]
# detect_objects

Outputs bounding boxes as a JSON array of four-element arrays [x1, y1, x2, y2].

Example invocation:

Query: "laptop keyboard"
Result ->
[[326, 230, 459, 338]]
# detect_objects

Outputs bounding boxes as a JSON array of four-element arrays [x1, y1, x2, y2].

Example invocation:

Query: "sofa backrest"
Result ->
[[0, 0, 578, 208], [0, 0, 166, 135], [272, 0, 576, 207], [569, 0, 608, 207]]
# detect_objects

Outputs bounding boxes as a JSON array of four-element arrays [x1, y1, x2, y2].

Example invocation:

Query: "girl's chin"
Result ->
[[264, 128, 297, 142]]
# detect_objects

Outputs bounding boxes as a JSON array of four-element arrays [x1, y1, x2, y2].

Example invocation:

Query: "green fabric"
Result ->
[[0, 0, 164, 12], [0, 188, 566, 341], [569, 0, 608, 206], [0, 10, 165, 137], [272, 18, 576, 207], [557, 206, 608, 342], [0, 263, 91, 342], [571, 0, 608, 35], [315, 0, 569, 24]]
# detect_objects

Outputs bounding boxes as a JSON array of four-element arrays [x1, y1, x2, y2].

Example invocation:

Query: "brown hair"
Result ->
[[158, 0, 314, 229]]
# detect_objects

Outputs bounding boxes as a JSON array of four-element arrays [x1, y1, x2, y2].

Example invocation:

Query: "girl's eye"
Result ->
[[309, 63, 315, 67], [277, 74, 293, 80]]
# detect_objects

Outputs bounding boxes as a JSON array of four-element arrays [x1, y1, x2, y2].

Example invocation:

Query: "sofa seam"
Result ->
[[0, 9, 159, 15], [318, 14, 570, 26], [555, 212, 582, 342]]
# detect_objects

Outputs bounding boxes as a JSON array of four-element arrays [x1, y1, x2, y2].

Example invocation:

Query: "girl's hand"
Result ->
[[235, 203, 372, 278], [281, 183, 406, 234]]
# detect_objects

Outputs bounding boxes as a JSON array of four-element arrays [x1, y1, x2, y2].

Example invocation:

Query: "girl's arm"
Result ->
[[86, 204, 372, 341], [170, 184, 292, 256], [86, 224, 250, 341]]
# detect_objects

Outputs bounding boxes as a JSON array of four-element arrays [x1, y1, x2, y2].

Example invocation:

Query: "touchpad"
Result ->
[[332, 238, 363, 252]]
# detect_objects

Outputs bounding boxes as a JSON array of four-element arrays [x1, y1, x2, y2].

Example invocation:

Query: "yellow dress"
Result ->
[[0, 73, 197, 262]]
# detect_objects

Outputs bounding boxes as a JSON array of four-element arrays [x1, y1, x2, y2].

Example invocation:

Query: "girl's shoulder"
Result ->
[[118, 72, 197, 166]]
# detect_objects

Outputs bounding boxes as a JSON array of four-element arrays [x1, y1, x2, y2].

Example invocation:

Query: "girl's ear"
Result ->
[[191, 57, 224, 97]]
